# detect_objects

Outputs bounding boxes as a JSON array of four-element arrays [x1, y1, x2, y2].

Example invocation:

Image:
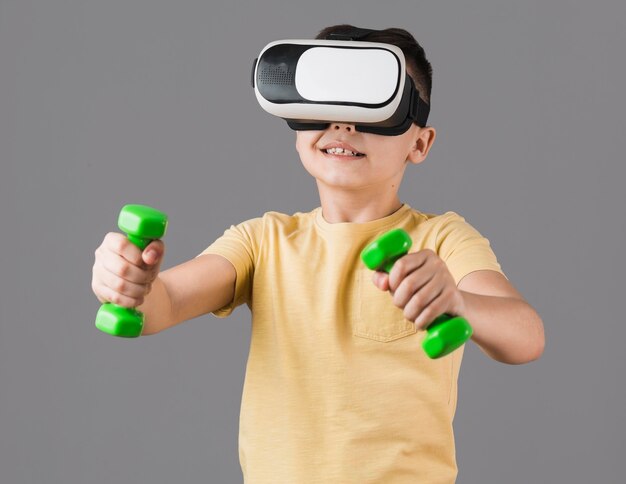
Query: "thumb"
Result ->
[[371, 271, 390, 291], [142, 240, 165, 266]]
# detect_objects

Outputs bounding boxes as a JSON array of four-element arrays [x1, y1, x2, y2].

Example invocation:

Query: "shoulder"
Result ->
[[404, 207, 473, 238], [402, 207, 497, 258], [417, 210, 468, 225], [414, 210, 481, 238]]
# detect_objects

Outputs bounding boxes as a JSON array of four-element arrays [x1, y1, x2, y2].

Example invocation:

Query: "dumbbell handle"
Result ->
[[127, 234, 151, 251], [360, 228, 472, 359]]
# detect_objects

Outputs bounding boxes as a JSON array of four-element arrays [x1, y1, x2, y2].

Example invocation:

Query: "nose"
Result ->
[[330, 123, 356, 133]]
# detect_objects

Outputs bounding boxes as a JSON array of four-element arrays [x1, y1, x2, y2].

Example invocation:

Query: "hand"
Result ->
[[371, 249, 466, 330], [92, 232, 165, 308]]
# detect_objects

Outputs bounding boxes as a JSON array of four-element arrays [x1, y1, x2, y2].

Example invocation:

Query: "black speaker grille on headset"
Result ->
[[258, 65, 294, 85]]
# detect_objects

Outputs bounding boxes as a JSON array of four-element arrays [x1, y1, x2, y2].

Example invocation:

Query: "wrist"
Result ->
[[454, 288, 469, 318]]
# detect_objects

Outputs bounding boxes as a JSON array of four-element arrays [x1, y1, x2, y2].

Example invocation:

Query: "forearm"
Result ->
[[460, 291, 545, 364], [136, 275, 174, 335]]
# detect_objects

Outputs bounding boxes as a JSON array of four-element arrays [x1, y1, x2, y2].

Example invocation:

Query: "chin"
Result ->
[[317, 176, 368, 190]]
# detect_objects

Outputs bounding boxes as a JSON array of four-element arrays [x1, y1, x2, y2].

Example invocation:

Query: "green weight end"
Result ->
[[95, 303, 144, 338], [361, 228, 412, 273], [118, 204, 168, 243], [422, 315, 473, 359]]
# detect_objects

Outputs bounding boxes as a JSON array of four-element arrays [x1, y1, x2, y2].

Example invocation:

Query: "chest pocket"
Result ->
[[353, 267, 417, 342]]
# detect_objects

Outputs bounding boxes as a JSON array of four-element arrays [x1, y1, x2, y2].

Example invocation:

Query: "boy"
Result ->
[[92, 25, 544, 483]]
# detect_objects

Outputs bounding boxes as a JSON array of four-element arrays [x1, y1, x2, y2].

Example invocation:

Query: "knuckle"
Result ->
[[410, 291, 423, 308], [388, 273, 403, 292], [393, 257, 408, 273], [127, 248, 142, 266], [110, 236, 126, 254], [403, 306, 415, 321], [104, 232, 118, 246], [133, 251, 145, 266], [117, 261, 130, 278], [116, 240, 129, 255], [406, 270, 421, 287], [111, 292, 133, 308], [113, 278, 127, 293]]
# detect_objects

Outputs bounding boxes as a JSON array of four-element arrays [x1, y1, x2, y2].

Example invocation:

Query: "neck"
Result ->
[[316, 183, 403, 223]]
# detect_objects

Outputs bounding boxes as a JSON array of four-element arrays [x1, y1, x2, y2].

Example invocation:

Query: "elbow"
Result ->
[[506, 314, 546, 365], [528, 314, 546, 362], [513, 338, 544, 365], [530, 328, 546, 362]]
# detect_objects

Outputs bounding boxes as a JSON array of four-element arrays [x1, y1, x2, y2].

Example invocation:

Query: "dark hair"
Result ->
[[315, 25, 433, 106]]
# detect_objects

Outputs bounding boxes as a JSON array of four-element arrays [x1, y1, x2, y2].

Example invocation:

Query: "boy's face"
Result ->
[[295, 123, 435, 192]]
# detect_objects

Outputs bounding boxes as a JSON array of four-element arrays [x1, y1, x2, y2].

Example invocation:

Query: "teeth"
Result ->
[[325, 147, 361, 156]]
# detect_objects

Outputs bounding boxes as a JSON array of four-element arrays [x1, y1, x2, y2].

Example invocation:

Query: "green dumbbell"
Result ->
[[95, 204, 168, 338], [360, 228, 472, 359]]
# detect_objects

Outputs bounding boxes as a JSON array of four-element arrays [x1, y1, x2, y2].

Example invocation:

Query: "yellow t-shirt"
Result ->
[[199, 204, 505, 483]]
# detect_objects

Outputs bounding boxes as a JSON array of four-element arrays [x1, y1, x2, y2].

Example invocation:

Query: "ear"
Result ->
[[407, 126, 436, 165]]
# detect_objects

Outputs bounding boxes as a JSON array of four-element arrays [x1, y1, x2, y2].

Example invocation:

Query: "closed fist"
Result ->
[[371, 249, 466, 330], [91, 232, 165, 308]]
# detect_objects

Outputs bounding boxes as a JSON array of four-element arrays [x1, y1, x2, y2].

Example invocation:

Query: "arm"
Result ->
[[458, 270, 545, 364], [138, 254, 236, 335]]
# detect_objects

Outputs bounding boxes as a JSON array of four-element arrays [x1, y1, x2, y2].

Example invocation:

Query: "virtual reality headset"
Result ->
[[251, 37, 430, 136]]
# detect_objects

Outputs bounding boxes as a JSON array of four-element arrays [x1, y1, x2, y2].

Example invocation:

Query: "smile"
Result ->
[[322, 147, 365, 157]]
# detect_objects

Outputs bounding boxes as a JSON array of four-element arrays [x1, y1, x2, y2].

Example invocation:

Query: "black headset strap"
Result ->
[[407, 76, 430, 127], [326, 27, 378, 41]]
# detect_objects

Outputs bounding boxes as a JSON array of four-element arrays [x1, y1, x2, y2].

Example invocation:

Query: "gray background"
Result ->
[[1, 0, 624, 482]]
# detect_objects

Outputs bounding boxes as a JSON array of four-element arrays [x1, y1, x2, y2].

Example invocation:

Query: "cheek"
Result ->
[[296, 131, 316, 147], [294, 133, 303, 153], [294, 134, 318, 172], [295, 132, 325, 163], [377, 129, 415, 154]]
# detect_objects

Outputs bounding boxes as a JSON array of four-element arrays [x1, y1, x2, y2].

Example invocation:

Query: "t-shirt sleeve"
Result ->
[[196, 216, 264, 317], [435, 211, 507, 285]]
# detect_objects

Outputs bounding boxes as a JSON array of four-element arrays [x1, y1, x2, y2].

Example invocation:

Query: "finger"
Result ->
[[371, 271, 390, 291], [103, 232, 144, 266], [401, 274, 444, 324], [91, 276, 108, 304], [142, 240, 165, 266], [96, 283, 144, 308], [100, 249, 152, 284], [99, 263, 151, 300], [392, 265, 436, 308], [414, 289, 451, 331], [388, 250, 433, 292]]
